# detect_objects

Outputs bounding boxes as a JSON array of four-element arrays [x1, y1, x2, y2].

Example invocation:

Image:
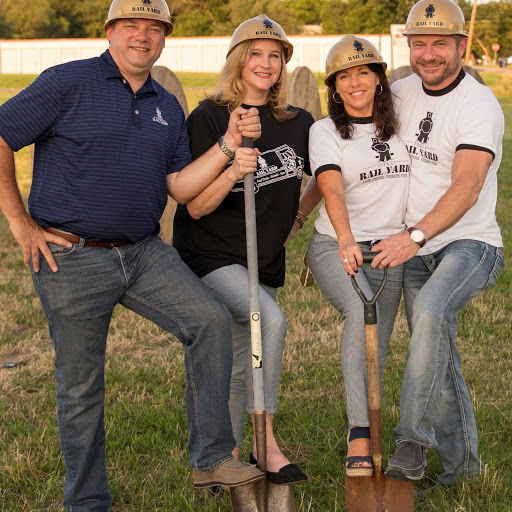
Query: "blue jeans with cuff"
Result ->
[[397, 239, 504, 485], [31, 236, 235, 512]]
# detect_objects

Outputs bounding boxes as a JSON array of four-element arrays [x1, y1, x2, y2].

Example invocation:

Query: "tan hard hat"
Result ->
[[105, 0, 173, 36], [404, 0, 466, 36], [325, 35, 387, 82], [227, 14, 293, 63]]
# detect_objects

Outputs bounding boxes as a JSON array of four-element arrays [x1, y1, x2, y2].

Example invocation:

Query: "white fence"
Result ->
[[0, 29, 409, 76]]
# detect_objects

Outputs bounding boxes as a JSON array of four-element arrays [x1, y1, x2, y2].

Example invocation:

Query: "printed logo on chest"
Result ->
[[359, 138, 410, 182], [231, 144, 303, 193], [404, 111, 439, 165]]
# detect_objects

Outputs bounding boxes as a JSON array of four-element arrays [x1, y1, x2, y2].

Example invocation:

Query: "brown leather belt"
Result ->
[[43, 227, 128, 249]]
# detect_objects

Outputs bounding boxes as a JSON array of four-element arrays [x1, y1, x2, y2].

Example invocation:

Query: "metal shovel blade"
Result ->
[[345, 470, 414, 512], [229, 414, 297, 511], [230, 480, 297, 512]]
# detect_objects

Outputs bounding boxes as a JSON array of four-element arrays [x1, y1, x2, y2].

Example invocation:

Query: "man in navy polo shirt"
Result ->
[[0, 0, 263, 509]]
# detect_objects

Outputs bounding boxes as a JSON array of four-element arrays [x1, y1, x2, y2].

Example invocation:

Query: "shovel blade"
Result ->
[[230, 479, 266, 512], [230, 479, 297, 512], [266, 482, 297, 512], [345, 473, 414, 512]]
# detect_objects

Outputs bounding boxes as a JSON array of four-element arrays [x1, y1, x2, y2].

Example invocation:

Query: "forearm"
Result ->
[[168, 142, 233, 204], [413, 180, 481, 241], [317, 174, 354, 244], [411, 148, 490, 240], [297, 176, 323, 217], [0, 140, 27, 223], [187, 166, 238, 219]]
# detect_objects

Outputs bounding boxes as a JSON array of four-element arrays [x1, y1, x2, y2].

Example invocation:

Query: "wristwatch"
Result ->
[[407, 227, 427, 248], [217, 136, 235, 159]]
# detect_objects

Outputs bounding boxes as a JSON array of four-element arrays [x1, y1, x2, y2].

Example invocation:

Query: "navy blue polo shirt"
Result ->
[[0, 50, 191, 242]]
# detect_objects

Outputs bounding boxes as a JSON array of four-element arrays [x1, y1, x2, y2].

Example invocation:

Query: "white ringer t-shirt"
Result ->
[[392, 71, 504, 255], [309, 116, 411, 242]]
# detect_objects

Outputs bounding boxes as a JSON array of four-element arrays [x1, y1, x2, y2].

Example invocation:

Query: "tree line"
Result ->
[[0, 0, 511, 58]]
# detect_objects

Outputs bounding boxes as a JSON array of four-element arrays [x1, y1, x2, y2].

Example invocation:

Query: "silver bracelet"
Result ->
[[217, 136, 235, 159]]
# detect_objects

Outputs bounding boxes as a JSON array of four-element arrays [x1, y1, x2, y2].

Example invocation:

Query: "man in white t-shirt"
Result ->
[[372, 0, 504, 486]]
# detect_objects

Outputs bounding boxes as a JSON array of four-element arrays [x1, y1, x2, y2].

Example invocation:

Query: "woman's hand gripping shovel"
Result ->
[[344, 253, 414, 512], [229, 136, 297, 512]]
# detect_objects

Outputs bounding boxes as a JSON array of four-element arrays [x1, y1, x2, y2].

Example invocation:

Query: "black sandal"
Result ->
[[345, 426, 373, 477]]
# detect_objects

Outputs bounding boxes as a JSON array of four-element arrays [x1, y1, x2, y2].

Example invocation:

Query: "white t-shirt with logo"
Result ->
[[392, 71, 504, 255], [309, 117, 411, 242]]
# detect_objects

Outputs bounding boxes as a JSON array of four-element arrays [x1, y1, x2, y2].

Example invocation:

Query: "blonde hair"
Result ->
[[206, 39, 296, 122]]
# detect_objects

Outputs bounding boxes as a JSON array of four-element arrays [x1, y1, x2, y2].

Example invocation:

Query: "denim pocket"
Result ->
[[483, 246, 504, 290], [47, 242, 78, 258]]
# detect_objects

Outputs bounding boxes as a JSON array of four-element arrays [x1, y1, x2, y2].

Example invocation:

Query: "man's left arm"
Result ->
[[167, 106, 260, 204], [372, 149, 492, 268]]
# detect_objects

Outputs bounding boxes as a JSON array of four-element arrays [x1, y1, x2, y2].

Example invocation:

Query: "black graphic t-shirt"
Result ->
[[173, 100, 314, 287]]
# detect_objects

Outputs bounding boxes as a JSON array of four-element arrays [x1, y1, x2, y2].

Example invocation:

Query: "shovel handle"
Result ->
[[350, 252, 387, 471], [243, 135, 267, 473]]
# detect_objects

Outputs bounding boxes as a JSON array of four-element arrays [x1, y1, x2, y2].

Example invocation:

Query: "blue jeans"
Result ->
[[31, 236, 235, 512], [398, 240, 504, 485], [308, 231, 404, 427], [201, 264, 287, 446]]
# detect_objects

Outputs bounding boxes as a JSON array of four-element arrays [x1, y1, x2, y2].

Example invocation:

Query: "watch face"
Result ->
[[411, 230, 424, 243]]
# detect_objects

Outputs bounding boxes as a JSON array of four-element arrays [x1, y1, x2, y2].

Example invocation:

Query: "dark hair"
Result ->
[[325, 63, 399, 141]]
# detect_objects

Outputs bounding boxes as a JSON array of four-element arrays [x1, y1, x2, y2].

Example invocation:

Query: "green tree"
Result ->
[[169, 0, 234, 36], [286, 0, 322, 26], [73, 0, 111, 38]]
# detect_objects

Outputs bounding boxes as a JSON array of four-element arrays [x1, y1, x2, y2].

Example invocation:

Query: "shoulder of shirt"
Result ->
[[460, 73, 501, 103], [150, 80, 182, 105], [286, 105, 315, 125], [391, 72, 421, 94], [43, 56, 100, 77], [311, 116, 336, 132]]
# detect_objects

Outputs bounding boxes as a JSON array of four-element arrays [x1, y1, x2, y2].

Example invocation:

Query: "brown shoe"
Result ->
[[193, 459, 264, 488]]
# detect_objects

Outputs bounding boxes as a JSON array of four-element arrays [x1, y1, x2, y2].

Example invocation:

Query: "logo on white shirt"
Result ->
[[152, 107, 168, 126]]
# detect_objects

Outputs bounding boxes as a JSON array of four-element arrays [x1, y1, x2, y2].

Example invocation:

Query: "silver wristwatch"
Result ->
[[407, 227, 426, 248], [217, 136, 235, 159]]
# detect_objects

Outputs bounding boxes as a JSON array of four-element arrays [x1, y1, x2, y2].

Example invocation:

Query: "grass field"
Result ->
[[0, 71, 511, 512]]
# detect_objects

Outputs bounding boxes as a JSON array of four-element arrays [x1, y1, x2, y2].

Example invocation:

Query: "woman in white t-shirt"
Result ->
[[293, 35, 410, 477]]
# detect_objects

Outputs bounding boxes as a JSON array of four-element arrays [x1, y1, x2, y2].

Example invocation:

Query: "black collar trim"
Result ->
[[348, 115, 373, 124], [422, 68, 465, 96]]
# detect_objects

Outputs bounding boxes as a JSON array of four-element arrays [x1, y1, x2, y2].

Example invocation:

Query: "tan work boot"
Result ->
[[193, 458, 264, 488]]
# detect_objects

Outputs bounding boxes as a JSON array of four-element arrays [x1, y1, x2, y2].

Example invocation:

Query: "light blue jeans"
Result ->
[[31, 236, 235, 512], [201, 264, 287, 446], [398, 240, 504, 485], [308, 231, 404, 427]]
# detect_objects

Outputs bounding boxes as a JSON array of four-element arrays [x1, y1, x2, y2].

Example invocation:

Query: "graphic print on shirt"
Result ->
[[416, 111, 433, 143], [371, 138, 393, 162], [403, 111, 438, 167], [359, 138, 410, 183], [231, 144, 304, 193], [152, 107, 168, 126]]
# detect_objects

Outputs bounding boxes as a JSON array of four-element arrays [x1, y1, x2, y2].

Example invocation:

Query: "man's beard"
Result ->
[[412, 57, 461, 88]]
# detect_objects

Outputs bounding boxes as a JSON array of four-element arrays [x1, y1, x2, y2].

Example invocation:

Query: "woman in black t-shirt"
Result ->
[[173, 15, 313, 484]]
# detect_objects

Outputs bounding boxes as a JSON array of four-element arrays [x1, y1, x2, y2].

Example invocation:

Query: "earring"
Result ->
[[333, 91, 343, 104], [376, 83, 383, 96]]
